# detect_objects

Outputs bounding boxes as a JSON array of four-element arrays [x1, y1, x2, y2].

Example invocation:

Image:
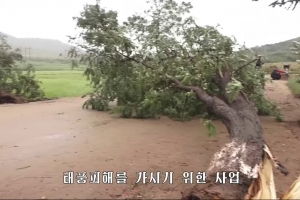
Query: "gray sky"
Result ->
[[0, 0, 299, 47]]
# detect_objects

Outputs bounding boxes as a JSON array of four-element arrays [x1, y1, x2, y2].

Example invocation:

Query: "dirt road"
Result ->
[[0, 81, 300, 199]]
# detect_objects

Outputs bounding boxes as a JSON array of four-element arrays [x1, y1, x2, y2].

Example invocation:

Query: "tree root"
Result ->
[[181, 143, 299, 200]]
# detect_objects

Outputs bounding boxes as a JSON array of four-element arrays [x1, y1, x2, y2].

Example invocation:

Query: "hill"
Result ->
[[0, 32, 73, 59], [1, 32, 299, 63], [251, 37, 300, 63]]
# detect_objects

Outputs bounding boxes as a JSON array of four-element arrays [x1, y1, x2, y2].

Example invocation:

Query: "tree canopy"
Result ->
[[69, 0, 282, 132], [292, 41, 300, 55]]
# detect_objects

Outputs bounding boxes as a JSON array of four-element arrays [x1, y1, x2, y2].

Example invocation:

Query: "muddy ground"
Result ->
[[0, 80, 300, 199]]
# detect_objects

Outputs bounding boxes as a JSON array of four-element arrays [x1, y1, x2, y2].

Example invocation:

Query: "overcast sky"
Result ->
[[0, 0, 299, 47]]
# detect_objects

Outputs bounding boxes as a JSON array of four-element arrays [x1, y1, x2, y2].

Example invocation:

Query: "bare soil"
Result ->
[[0, 80, 300, 199]]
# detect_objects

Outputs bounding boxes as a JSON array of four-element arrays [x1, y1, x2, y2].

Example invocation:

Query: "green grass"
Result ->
[[35, 70, 92, 98], [18, 58, 92, 99], [287, 78, 300, 95]]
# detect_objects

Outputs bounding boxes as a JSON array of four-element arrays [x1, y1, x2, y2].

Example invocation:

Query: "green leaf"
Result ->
[[202, 119, 217, 137], [226, 78, 243, 103]]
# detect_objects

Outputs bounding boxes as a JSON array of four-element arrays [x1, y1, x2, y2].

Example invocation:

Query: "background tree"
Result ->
[[0, 34, 44, 103], [69, 0, 299, 198], [291, 41, 300, 56]]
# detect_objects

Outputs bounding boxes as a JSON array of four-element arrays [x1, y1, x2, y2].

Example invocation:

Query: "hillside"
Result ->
[[1, 32, 299, 63], [251, 37, 300, 63], [0, 32, 73, 58]]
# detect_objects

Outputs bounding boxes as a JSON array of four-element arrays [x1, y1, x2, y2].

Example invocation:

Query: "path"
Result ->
[[265, 80, 300, 121], [0, 81, 300, 199]]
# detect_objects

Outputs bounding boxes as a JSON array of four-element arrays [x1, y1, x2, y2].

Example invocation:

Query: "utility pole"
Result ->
[[28, 48, 31, 62], [24, 48, 27, 63], [24, 48, 31, 62]]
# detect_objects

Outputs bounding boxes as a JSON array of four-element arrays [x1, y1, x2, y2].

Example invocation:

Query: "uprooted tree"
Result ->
[[69, 0, 300, 198], [0, 34, 44, 104]]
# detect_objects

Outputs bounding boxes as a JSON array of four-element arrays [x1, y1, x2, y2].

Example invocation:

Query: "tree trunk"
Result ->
[[181, 94, 288, 199], [169, 71, 291, 199], [0, 91, 27, 104]]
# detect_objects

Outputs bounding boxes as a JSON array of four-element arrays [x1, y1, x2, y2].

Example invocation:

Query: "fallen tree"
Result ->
[[0, 34, 44, 104], [69, 0, 300, 198]]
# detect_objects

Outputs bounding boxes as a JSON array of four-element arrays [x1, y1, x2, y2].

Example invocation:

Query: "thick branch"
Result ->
[[234, 58, 257, 73], [167, 76, 213, 104], [213, 70, 231, 93], [269, 0, 300, 9], [115, 49, 155, 70], [167, 76, 239, 128], [212, 58, 256, 97]]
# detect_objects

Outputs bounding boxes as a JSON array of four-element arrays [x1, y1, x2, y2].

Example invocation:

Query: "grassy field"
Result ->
[[263, 61, 300, 73], [17, 58, 91, 99], [288, 78, 300, 96], [35, 70, 91, 99]]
